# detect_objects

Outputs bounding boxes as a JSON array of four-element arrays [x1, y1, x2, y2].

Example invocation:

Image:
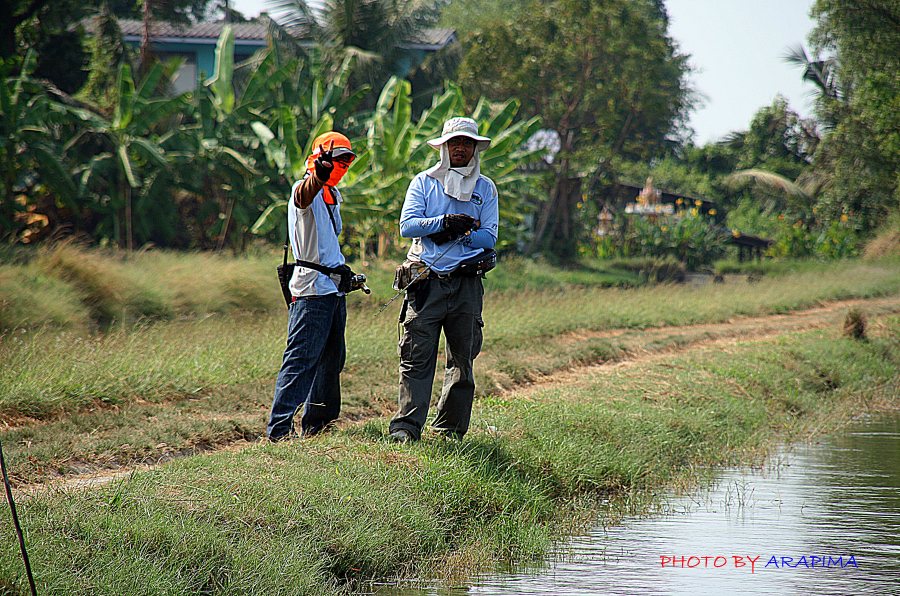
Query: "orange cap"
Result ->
[[306, 131, 356, 204]]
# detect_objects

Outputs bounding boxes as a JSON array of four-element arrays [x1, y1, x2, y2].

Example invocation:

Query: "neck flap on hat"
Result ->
[[425, 144, 481, 201]]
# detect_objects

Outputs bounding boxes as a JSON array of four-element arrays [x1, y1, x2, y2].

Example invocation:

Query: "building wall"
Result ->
[[124, 40, 263, 89]]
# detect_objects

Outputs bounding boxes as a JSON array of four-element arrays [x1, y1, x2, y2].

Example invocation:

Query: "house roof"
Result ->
[[116, 18, 268, 41], [102, 18, 456, 51], [400, 28, 457, 50]]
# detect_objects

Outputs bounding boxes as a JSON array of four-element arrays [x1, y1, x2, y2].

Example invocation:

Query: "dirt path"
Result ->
[[11, 295, 900, 497], [481, 295, 900, 392]]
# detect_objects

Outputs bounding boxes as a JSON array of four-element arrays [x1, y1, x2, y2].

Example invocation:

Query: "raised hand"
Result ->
[[314, 141, 335, 182]]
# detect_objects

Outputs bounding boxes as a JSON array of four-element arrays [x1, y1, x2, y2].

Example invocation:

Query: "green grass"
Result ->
[[0, 246, 648, 332], [0, 263, 89, 330], [1, 257, 898, 423], [712, 255, 900, 277], [1, 321, 897, 595], [1, 252, 898, 486]]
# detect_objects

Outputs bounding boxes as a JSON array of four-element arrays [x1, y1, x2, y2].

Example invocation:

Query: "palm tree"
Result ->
[[783, 44, 840, 101], [783, 44, 846, 129], [726, 168, 829, 217], [265, 0, 450, 95]]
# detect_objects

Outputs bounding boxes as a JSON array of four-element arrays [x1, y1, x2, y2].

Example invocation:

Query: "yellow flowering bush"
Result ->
[[599, 211, 727, 269]]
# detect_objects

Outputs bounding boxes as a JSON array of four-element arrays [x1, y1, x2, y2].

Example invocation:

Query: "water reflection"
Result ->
[[374, 415, 900, 595]]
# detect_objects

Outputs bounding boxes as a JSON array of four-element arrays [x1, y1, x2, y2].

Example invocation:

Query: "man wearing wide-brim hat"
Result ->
[[388, 117, 499, 443]]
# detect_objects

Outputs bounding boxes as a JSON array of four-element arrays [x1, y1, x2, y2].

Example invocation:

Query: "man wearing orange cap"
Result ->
[[267, 131, 357, 441]]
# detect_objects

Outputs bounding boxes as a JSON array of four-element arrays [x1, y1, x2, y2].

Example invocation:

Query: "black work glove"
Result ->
[[313, 142, 334, 182], [427, 229, 457, 245], [443, 213, 476, 235]]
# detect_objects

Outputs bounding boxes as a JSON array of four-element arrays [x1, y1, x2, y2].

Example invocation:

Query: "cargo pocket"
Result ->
[[472, 315, 485, 359], [398, 324, 413, 359], [399, 314, 429, 361]]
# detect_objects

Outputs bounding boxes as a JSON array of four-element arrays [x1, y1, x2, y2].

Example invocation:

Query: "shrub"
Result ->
[[814, 220, 860, 259], [726, 199, 863, 259], [598, 211, 726, 270]]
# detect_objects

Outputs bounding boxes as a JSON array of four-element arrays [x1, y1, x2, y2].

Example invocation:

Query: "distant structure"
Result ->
[[603, 179, 773, 261], [610, 179, 719, 220], [85, 17, 458, 93], [625, 177, 674, 216]]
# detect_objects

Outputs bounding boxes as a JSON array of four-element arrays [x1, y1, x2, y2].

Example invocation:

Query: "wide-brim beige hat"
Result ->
[[427, 117, 491, 151]]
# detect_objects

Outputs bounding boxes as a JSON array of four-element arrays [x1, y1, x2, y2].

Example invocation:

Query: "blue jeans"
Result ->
[[267, 294, 346, 439]]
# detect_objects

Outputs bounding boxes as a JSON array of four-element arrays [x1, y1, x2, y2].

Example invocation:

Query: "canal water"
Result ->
[[377, 414, 900, 595], [467, 418, 900, 596]]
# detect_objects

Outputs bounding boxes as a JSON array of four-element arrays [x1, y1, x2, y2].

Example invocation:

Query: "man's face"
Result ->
[[447, 136, 477, 167]]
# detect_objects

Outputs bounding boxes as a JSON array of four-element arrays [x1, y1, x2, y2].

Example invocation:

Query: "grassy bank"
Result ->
[[3, 244, 896, 332], [2, 255, 898, 422], [1, 318, 897, 594], [1, 254, 899, 484]]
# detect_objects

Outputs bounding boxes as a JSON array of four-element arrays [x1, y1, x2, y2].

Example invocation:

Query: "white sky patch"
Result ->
[[665, 0, 819, 144]]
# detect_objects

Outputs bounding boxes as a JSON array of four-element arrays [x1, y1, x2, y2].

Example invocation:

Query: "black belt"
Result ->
[[426, 269, 480, 280], [427, 269, 454, 280]]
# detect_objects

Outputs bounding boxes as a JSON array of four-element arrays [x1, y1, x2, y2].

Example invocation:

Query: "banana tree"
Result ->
[[247, 56, 372, 239], [471, 96, 543, 243], [340, 77, 544, 257], [251, 73, 544, 259], [172, 26, 263, 250], [72, 61, 185, 249], [0, 51, 79, 242], [336, 76, 460, 258], [175, 27, 371, 250], [250, 75, 450, 259], [249, 109, 382, 237]]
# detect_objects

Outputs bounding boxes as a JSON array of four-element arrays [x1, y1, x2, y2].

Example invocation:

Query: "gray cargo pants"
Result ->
[[389, 275, 484, 440]]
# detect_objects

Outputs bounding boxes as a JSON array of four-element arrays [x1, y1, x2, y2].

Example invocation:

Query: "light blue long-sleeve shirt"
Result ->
[[399, 172, 499, 273]]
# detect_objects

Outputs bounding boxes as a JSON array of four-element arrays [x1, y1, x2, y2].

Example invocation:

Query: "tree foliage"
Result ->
[[457, 0, 692, 259], [266, 0, 453, 102], [1, 24, 543, 254], [809, 0, 900, 230], [8, 0, 892, 264], [252, 75, 543, 259], [0, 52, 80, 242]]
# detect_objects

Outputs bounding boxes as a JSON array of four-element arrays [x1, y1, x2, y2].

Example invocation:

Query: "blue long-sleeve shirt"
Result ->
[[399, 172, 499, 273]]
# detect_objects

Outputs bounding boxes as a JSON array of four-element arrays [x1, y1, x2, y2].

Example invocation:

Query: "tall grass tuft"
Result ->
[[863, 210, 900, 260], [130, 251, 281, 314], [34, 243, 172, 327], [843, 308, 867, 340], [0, 264, 89, 331]]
